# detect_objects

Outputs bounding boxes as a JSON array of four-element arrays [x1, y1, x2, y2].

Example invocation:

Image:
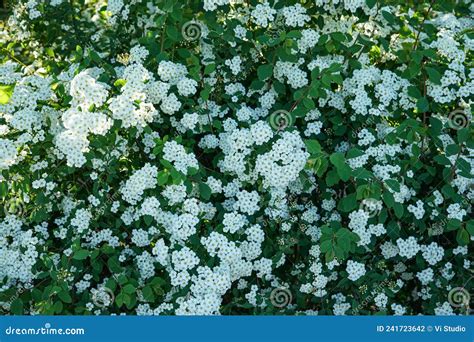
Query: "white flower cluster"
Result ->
[[120, 164, 158, 205], [56, 70, 112, 167], [346, 260, 366, 281], [1, 0, 472, 317], [251, 2, 276, 27], [0, 216, 40, 287], [162, 141, 199, 175], [255, 131, 309, 189]]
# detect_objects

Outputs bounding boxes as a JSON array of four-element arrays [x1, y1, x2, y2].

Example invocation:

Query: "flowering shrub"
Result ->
[[0, 0, 473, 316]]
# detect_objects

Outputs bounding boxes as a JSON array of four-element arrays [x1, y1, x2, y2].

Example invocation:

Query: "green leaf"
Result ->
[[45, 47, 55, 57], [331, 32, 346, 42], [89, 51, 103, 64], [123, 284, 136, 294], [170, 168, 183, 184], [143, 215, 153, 226], [303, 98, 315, 109], [335, 227, 352, 239], [305, 139, 322, 154], [337, 235, 351, 252], [73, 249, 89, 260], [167, 25, 179, 41], [408, 62, 421, 78], [204, 63, 216, 75], [366, 0, 376, 8], [107, 257, 123, 273], [257, 64, 273, 81], [314, 157, 329, 177], [457, 128, 469, 143], [338, 193, 357, 212], [330, 153, 351, 181], [329, 152, 345, 168], [115, 293, 126, 307], [447, 219, 461, 231], [333, 245, 346, 261], [382, 190, 395, 208], [326, 169, 340, 186], [199, 183, 212, 201], [200, 85, 211, 101], [466, 221, 474, 235], [331, 74, 343, 85], [416, 97, 429, 112], [10, 298, 23, 315], [381, 11, 396, 25], [407, 86, 422, 99], [105, 279, 117, 292], [157, 170, 169, 186], [58, 290, 72, 303], [54, 300, 63, 313], [456, 228, 469, 246], [336, 164, 352, 182], [393, 203, 404, 218], [117, 274, 128, 285], [320, 239, 332, 253], [0, 85, 14, 104], [325, 250, 335, 262], [346, 148, 365, 159], [445, 144, 460, 156], [429, 117, 442, 135], [321, 74, 332, 87], [426, 67, 441, 85], [142, 286, 155, 302], [385, 179, 400, 192]]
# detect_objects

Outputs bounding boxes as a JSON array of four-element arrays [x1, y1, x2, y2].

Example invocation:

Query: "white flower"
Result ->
[[346, 260, 366, 281]]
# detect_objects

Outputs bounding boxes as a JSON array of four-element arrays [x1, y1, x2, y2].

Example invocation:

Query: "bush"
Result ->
[[0, 0, 473, 315]]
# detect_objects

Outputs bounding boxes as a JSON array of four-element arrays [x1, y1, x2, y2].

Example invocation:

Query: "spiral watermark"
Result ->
[[299, 223, 308, 232], [181, 21, 202, 42], [448, 109, 470, 130], [399, 175, 405, 186], [448, 287, 470, 308], [270, 287, 292, 308], [359, 198, 381, 218], [269, 109, 293, 130], [3, 198, 26, 217], [91, 287, 115, 308]]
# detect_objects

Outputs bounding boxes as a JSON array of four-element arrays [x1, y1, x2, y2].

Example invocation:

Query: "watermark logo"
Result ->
[[359, 198, 381, 218], [5, 322, 85, 335], [3, 198, 26, 217], [181, 21, 202, 42], [448, 287, 470, 309], [268, 28, 284, 45], [91, 287, 115, 308], [269, 109, 293, 131], [267, 15, 285, 45], [270, 287, 292, 308], [448, 109, 470, 130]]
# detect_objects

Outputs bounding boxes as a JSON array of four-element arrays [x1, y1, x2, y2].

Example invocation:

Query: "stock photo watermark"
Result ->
[[269, 287, 293, 308], [448, 109, 470, 130], [4, 322, 85, 336], [181, 21, 202, 42], [268, 109, 293, 131]]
